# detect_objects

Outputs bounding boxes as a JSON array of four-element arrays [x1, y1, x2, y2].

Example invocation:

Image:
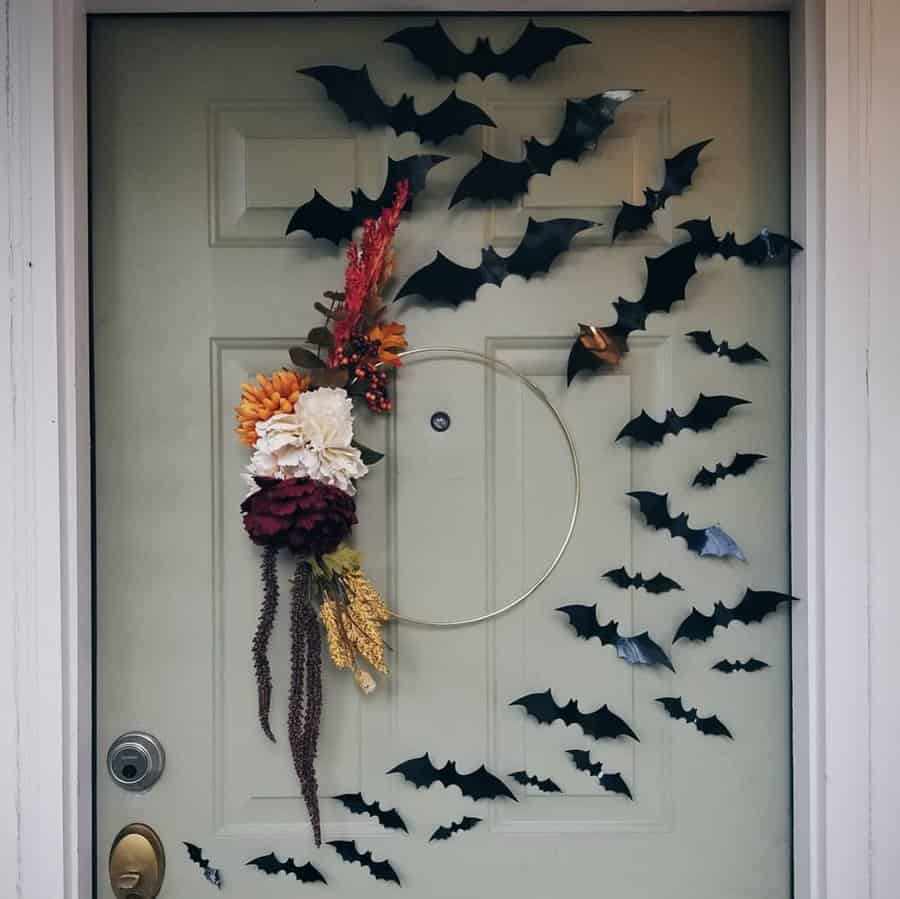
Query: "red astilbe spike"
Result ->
[[330, 180, 409, 362]]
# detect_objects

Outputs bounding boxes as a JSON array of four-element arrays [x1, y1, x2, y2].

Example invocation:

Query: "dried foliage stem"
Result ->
[[288, 560, 324, 847], [252, 545, 280, 742]]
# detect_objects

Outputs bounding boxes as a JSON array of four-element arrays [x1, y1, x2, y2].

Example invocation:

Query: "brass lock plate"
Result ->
[[109, 823, 165, 899]]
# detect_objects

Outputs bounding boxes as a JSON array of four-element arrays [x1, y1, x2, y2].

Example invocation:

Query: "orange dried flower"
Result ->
[[367, 321, 407, 366], [235, 369, 309, 446]]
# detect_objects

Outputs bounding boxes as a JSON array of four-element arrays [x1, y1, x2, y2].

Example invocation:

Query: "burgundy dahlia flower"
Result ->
[[241, 477, 357, 555]]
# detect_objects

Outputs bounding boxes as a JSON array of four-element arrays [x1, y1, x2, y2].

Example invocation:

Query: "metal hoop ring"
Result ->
[[379, 346, 581, 628]]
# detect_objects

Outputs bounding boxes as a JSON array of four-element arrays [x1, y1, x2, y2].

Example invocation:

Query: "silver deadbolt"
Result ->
[[107, 732, 165, 791]]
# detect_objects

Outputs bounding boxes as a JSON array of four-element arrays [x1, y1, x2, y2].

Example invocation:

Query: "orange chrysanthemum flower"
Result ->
[[235, 369, 309, 446], [367, 321, 407, 366]]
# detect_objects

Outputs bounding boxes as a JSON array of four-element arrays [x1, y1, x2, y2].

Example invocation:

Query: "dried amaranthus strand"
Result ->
[[287, 561, 323, 847], [251, 545, 280, 742]]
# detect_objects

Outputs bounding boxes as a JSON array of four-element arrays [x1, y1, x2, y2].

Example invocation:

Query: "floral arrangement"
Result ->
[[235, 181, 409, 846]]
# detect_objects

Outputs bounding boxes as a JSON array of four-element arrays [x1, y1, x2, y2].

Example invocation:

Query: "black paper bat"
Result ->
[[656, 696, 733, 738], [557, 604, 675, 672], [566, 238, 704, 383], [567, 219, 800, 384], [385, 19, 589, 80], [299, 65, 494, 144], [686, 329, 768, 364], [429, 816, 483, 842], [333, 793, 408, 832], [679, 217, 802, 265], [246, 852, 326, 884], [692, 453, 767, 488], [616, 394, 749, 446], [566, 749, 633, 799], [510, 689, 639, 742], [628, 491, 746, 561], [394, 217, 594, 306], [613, 139, 713, 240], [184, 843, 222, 889], [387, 753, 517, 802], [603, 567, 683, 594], [509, 771, 562, 793], [674, 588, 798, 643], [328, 841, 400, 886], [286, 154, 447, 245], [712, 657, 770, 674], [450, 89, 637, 206]]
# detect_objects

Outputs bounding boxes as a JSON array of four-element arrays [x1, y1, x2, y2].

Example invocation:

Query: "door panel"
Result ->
[[92, 14, 791, 898]]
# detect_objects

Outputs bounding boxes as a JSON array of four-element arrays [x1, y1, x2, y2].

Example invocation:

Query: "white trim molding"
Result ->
[[5, 2, 897, 898]]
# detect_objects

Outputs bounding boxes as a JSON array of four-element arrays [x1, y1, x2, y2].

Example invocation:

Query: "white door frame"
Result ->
[[2, 1, 877, 897]]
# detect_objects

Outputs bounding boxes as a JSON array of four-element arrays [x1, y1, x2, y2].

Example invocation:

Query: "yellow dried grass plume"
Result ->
[[320, 569, 392, 693]]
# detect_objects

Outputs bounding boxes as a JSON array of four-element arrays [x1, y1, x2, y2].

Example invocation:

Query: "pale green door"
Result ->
[[92, 14, 792, 898]]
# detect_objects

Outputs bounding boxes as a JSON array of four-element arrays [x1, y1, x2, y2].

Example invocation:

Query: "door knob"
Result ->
[[109, 823, 165, 899]]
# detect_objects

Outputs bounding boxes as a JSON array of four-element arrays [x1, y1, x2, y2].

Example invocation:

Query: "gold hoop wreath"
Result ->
[[375, 346, 580, 628]]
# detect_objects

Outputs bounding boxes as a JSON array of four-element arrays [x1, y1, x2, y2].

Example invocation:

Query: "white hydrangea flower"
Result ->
[[242, 387, 367, 495]]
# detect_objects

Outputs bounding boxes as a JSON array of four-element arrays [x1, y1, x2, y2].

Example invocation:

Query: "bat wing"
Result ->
[[655, 696, 690, 722], [711, 659, 737, 673], [719, 229, 802, 264], [509, 771, 561, 793], [246, 852, 282, 875], [728, 452, 767, 478], [510, 689, 566, 727], [673, 603, 728, 643], [287, 154, 448, 245], [699, 526, 746, 561], [299, 65, 390, 128], [429, 816, 482, 842], [566, 335, 610, 384], [381, 154, 448, 208], [599, 771, 633, 799], [499, 20, 590, 78], [450, 152, 532, 207], [292, 862, 327, 884], [685, 329, 719, 355], [639, 240, 700, 315], [695, 712, 733, 739], [393, 252, 489, 307], [743, 658, 770, 672], [566, 749, 596, 772], [644, 572, 683, 593], [504, 217, 595, 278], [660, 138, 714, 197], [580, 704, 639, 741], [603, 567, 632, 589], [727, 341, 768, 364], [328, 841, 399, 885], [184, 842, 205, 865], [679, 393, 749, 434], [612, 201, 654, 241], [616, 410, 666, 445], [410, 90, 495, 144], [286, 190, 358, 244], [386, 753, 440, 789], [556, 603, 605, 641], [732, 588, 797, 626], [384, 20, 468, 79], [333, 793, 408, 832], [615, 631, 675, 672], [692, 465, 719, 488], [627, 491, 708, 556], [456, 764, 517, 801]]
